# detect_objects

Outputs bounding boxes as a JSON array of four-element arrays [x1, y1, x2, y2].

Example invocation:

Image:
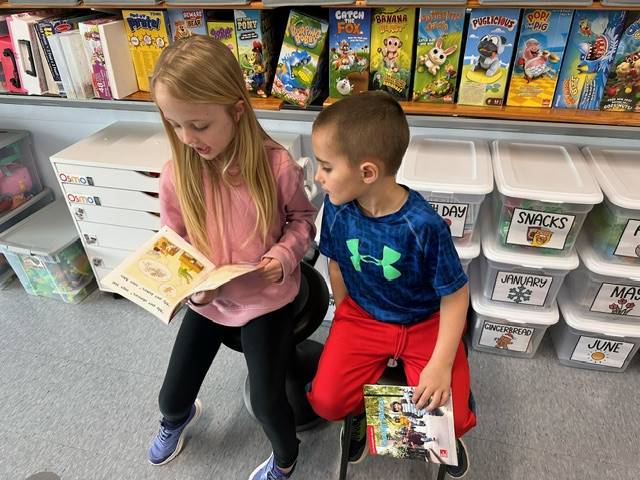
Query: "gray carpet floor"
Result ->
[[1, 280, 639, 480]]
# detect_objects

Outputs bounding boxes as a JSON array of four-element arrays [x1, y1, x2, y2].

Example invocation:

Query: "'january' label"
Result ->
[[491, 271, 553, 306]]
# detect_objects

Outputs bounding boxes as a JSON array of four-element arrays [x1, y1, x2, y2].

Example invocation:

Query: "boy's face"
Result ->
[[312, 125, 365, 205]]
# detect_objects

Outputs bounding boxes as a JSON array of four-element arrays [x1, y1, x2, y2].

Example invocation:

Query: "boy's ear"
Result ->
[[233, 100, 245, 122], [360, 160, 379, 184]]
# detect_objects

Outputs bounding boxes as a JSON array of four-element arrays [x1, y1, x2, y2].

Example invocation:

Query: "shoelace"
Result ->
[[157, 421, 173, 445]]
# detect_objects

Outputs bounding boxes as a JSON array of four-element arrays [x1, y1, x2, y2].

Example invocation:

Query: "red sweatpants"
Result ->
[[308, 296, 476, 438]]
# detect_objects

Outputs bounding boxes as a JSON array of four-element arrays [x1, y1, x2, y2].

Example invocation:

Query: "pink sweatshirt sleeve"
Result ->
[[159, 161, 188, 239], [262, 151, 317, 282]]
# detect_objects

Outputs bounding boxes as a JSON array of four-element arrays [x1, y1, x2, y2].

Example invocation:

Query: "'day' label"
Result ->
[[431, 202, 468, 238]]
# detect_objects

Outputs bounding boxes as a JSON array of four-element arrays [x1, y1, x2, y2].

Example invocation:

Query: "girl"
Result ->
[[147, 35, 316, 480]]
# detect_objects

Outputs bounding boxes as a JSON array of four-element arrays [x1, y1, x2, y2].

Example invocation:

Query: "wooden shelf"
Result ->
[[124, 90, 284, 110]]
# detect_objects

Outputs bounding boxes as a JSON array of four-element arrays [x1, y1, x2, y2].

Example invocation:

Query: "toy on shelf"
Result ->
[[0, 130, 43, 216]]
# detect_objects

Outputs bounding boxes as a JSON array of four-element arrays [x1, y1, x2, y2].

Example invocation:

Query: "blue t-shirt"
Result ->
[[320, 189, 468, 324]]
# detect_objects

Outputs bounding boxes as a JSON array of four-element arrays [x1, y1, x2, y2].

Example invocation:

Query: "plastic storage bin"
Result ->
[[0, 130, 44, 217], [0, 188, 54, 289], [566, 236, 640, 320], [582, 146, 640, 265], [470, 264, 559, 358], [0, 200, 96, 303], [398, 137, 493, 245], [491, 140, 602, 254], [456, 232, 480, 275], [480, 212, 579, 308], [552, 289, 640, 372]]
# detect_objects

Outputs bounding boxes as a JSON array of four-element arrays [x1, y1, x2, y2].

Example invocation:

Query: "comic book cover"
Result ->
[[600, 12, 640, 112], [364, 385, 458, 466], [122, 10, 171, 92], [553, 10, 626, 110], [328, 8, 371, 99], [506, 9, 574, 108], [272, 10, 328, 107], [457, 8, 520, 107], [412, 8, 466, 104], [369, 7, 417, 101], [208, 21, 238, 61], [167, 9, 207, 43]]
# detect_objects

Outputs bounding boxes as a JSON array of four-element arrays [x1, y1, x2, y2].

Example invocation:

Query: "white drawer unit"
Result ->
[[63, 184, 161, 213], [56, 163, 161, 192], [85, 245, 132, 271], [77, 221, 157, 251], [70, 204, 161, 231]]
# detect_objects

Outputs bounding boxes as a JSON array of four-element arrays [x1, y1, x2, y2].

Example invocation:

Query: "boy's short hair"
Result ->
[[313, 91, 409, 176]]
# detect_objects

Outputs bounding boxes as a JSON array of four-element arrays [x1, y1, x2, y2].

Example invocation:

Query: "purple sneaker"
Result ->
[[249, 453, 295, 480], [147, 399, 202, 466]]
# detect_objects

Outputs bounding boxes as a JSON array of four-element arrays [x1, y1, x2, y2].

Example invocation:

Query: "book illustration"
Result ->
[[412, 8, 465, 104], [506, 9, 574, 108], [364, 385, 457, 466], [102, 226, 256, 324]]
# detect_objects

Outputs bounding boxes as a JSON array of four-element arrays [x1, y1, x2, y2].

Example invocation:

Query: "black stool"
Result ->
[[339, 362, 447, 480], [222, 261, 330, 431]]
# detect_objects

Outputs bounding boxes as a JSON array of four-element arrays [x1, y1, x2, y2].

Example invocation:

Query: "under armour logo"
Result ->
[[346, 239, 401, 281]]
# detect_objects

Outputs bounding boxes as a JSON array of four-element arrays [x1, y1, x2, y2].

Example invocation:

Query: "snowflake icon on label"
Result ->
[[507, 285, 532, 304]]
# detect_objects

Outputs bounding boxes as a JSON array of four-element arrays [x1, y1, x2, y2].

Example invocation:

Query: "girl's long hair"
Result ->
[[151, 35, 276, 256]]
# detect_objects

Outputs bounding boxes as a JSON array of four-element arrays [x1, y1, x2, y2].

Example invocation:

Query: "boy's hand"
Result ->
[[257, 257, 284, 283], [413, 360, 452, 411]]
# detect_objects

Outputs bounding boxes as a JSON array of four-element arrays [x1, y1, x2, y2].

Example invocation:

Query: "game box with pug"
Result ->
[[328, 8, 371, 99], [506, 9, 574, 108], [369, 7, 416, 101], [457, 8, 520, 107], [412, 8, 466, 104]]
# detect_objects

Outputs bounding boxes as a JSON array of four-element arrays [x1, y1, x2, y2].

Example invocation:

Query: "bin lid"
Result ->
[[481, 210, 579, 270], [455, 234, 480, 261], [582, 146, 640, 210], [491, 140, 602, 204], [0, 129, 29, 150], [0, 199, 78, 257], [398, 137, 493, 195], [576, 236, 640, 282], [557, 289, 640, 338], [470, 264, 559, 326]]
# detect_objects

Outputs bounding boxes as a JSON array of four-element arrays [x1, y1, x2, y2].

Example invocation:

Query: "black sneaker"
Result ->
[[340, 413, 367, 463], [446, 438, 469, 478]]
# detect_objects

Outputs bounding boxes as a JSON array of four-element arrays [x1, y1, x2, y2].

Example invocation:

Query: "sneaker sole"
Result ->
[[339, 426, 368, 465], [447, 438, 470, 479], [149, 398, 203, 466]]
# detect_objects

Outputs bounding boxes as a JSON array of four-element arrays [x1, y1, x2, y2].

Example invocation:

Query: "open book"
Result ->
[[102, 226, 256, 324], [364, 385, 458, 466]]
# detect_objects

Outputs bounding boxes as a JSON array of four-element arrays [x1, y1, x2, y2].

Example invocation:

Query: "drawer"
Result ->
[[77, 221, 156, 251], [94, 266, 116, 292], [64, 185, 160, 213], [85, 245, 132, 271], [69, 204, 161, 230], [55, 163, 160, 192]]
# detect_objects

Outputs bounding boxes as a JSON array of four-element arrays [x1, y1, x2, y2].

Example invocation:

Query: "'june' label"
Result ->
[[506, 208, 575, 250], [570, 336, 634, 368]]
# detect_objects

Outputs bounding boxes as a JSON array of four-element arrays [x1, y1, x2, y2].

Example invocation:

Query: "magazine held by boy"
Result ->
[[102, 226, 256, 324], [364, 385, 458, 466]]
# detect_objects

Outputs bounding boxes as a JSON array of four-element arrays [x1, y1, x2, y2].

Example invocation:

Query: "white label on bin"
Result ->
[[506, 208, 575, 250], [66, 193, 101, 206], [430, 202, 468, 238], [614, 219, 640, 258], [570, 336, 634, 368], [590, 283, 640, 318], [479, 321, 534, 352], [58, 173, 95, 186], [491, 271, 553, 306]]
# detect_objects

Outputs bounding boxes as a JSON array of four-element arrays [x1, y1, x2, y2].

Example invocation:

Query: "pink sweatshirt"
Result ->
[[159, 141, 317, 326]]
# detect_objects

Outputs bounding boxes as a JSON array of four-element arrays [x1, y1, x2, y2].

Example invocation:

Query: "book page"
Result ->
[[102, 226, 215, 324], [191, 263, 257, 294], [364, 385, 458, 466]]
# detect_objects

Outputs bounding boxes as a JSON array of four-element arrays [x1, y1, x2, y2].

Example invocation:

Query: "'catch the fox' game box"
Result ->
[[272, 10, 328, 107], [553, 10, 626, 110], [412, 8, 466, 104], [507, 9, 574, 108], [328, 8, 371, 99], [123, 10, 171, 92], [600, 12, 640, 112], [457, 8, 520, 107], [369, 7, 417, 101]]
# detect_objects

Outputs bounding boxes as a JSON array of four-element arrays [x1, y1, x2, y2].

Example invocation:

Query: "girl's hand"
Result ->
[[412, 360, 452, 412], [257, 257, 284, 283], [190, 290, 216, 306]]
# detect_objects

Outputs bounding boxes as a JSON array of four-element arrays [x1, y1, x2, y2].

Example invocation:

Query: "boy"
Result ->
[[307, 91, 476, 478]]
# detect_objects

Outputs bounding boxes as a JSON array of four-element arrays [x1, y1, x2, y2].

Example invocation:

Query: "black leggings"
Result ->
[[158, 304, 298, 468]]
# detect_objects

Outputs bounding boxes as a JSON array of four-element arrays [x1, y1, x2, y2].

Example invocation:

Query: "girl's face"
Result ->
[[155, 82, 244, 161]]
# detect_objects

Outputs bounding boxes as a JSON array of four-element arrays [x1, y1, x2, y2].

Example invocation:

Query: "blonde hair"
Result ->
[[151, 35, 277, 256]]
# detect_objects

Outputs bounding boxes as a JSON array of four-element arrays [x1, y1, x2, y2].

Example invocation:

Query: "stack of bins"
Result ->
[[397, 136, 493, 272], [0, 130, 53, 289], [550, 146, 640, 372], [469, 140, 602, 358], [0, 200, 96, 303]]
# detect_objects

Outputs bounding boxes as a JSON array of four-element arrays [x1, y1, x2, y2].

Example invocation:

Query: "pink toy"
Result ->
[[0, 163, 33, 197]]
